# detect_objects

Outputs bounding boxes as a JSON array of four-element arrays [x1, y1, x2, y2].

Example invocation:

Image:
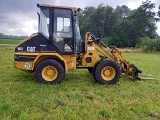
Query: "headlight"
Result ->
[[14, 55, 19, 61]]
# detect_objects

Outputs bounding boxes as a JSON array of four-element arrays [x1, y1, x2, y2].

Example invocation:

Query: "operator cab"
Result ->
[[37, 4, 83, 54]]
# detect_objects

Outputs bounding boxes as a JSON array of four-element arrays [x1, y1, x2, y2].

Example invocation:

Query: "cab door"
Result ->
[[52, 8, 74, 54]]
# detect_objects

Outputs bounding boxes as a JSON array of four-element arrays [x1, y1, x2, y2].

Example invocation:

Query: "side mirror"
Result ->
[[77, 8, 81, 12], [37, 4, 40, 8]]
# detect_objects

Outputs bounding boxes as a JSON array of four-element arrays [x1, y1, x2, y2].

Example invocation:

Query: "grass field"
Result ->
[[0, 47, 160, 120], [0, 38, 22, 44]]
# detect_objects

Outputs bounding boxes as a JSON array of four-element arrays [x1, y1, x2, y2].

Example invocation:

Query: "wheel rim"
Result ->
[[42, 66, 58, 81], [101, 66, 116, 81]]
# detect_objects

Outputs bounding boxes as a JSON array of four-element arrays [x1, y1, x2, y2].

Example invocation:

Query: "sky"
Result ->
[[0, 0, 160, 36]]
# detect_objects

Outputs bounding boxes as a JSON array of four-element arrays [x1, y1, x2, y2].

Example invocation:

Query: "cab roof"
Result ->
[[37, 4, 78, 11]]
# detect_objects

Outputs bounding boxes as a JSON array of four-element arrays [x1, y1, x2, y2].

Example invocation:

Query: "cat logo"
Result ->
[[27, 46, 36, 52]]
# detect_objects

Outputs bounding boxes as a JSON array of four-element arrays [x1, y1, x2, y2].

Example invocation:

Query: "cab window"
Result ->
[[53, 8, 73, 52], [39, 8, 49, 37]]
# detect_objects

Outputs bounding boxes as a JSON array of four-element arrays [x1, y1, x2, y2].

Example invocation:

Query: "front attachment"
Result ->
[[129, 64, 142, 80]]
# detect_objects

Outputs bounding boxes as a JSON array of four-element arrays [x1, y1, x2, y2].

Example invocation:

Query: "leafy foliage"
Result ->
[[109, 19, 136, 47], [129, 0, 157, 39], [136, 37, 160, 52], [79, 0, 160, 48]]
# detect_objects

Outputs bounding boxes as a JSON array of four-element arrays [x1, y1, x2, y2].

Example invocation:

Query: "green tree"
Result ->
[[109, 0, 158, 47], [129, 0, 157, 39], [78, 1, 159, 47], [90, 3, 106, 37], [78, 6, 96, 39], [109, 19, 136, 47], [114, 5, 131, 20], [104, 5, 117, 36]]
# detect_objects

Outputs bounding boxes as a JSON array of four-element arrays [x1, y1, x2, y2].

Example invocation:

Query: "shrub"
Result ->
[[136, 37, 160, 52]]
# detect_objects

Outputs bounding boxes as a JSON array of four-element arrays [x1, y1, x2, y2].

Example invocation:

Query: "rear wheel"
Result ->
[[93, 58, 121, 84], [34, 59, 64, 84]]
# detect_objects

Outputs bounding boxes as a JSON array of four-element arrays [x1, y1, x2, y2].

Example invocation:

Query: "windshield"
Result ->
[[74, 15, 82, 52], [75, 16, 81, 40], [39, 8, 49, 37]]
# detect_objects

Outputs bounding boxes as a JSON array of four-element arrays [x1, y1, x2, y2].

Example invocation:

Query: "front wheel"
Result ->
[[93, 58, 121, 84], [87, 67, 93, 73], [87, 55, 104, 73], [34, 59, 65, 84]]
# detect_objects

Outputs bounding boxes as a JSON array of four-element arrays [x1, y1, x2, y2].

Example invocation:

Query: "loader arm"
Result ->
[[86, 32, 142, 80], [109, 46, 142, 80]]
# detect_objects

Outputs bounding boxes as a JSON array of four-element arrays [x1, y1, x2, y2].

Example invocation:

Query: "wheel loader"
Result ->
[[13, 4, 142, 84]]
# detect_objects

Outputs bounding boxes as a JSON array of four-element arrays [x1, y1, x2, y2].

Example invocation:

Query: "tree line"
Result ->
[[78, 0, 160, 48], [0, 33, 27, 40]]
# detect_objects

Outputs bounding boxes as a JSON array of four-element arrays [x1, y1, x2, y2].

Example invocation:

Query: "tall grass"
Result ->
[[0, 47, 160, 120]]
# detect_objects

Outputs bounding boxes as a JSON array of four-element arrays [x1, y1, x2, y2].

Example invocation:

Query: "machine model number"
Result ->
[[87, 46, 94, 51], [27, 46, 36, 52], [24, 63, 30, 69], [17, 47, 23, 51]]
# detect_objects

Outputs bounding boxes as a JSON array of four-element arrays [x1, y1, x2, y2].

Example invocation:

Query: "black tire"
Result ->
[[34, 59, 64, 84], [93, 58, 121, 84], [87, 67, 93, 73]]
